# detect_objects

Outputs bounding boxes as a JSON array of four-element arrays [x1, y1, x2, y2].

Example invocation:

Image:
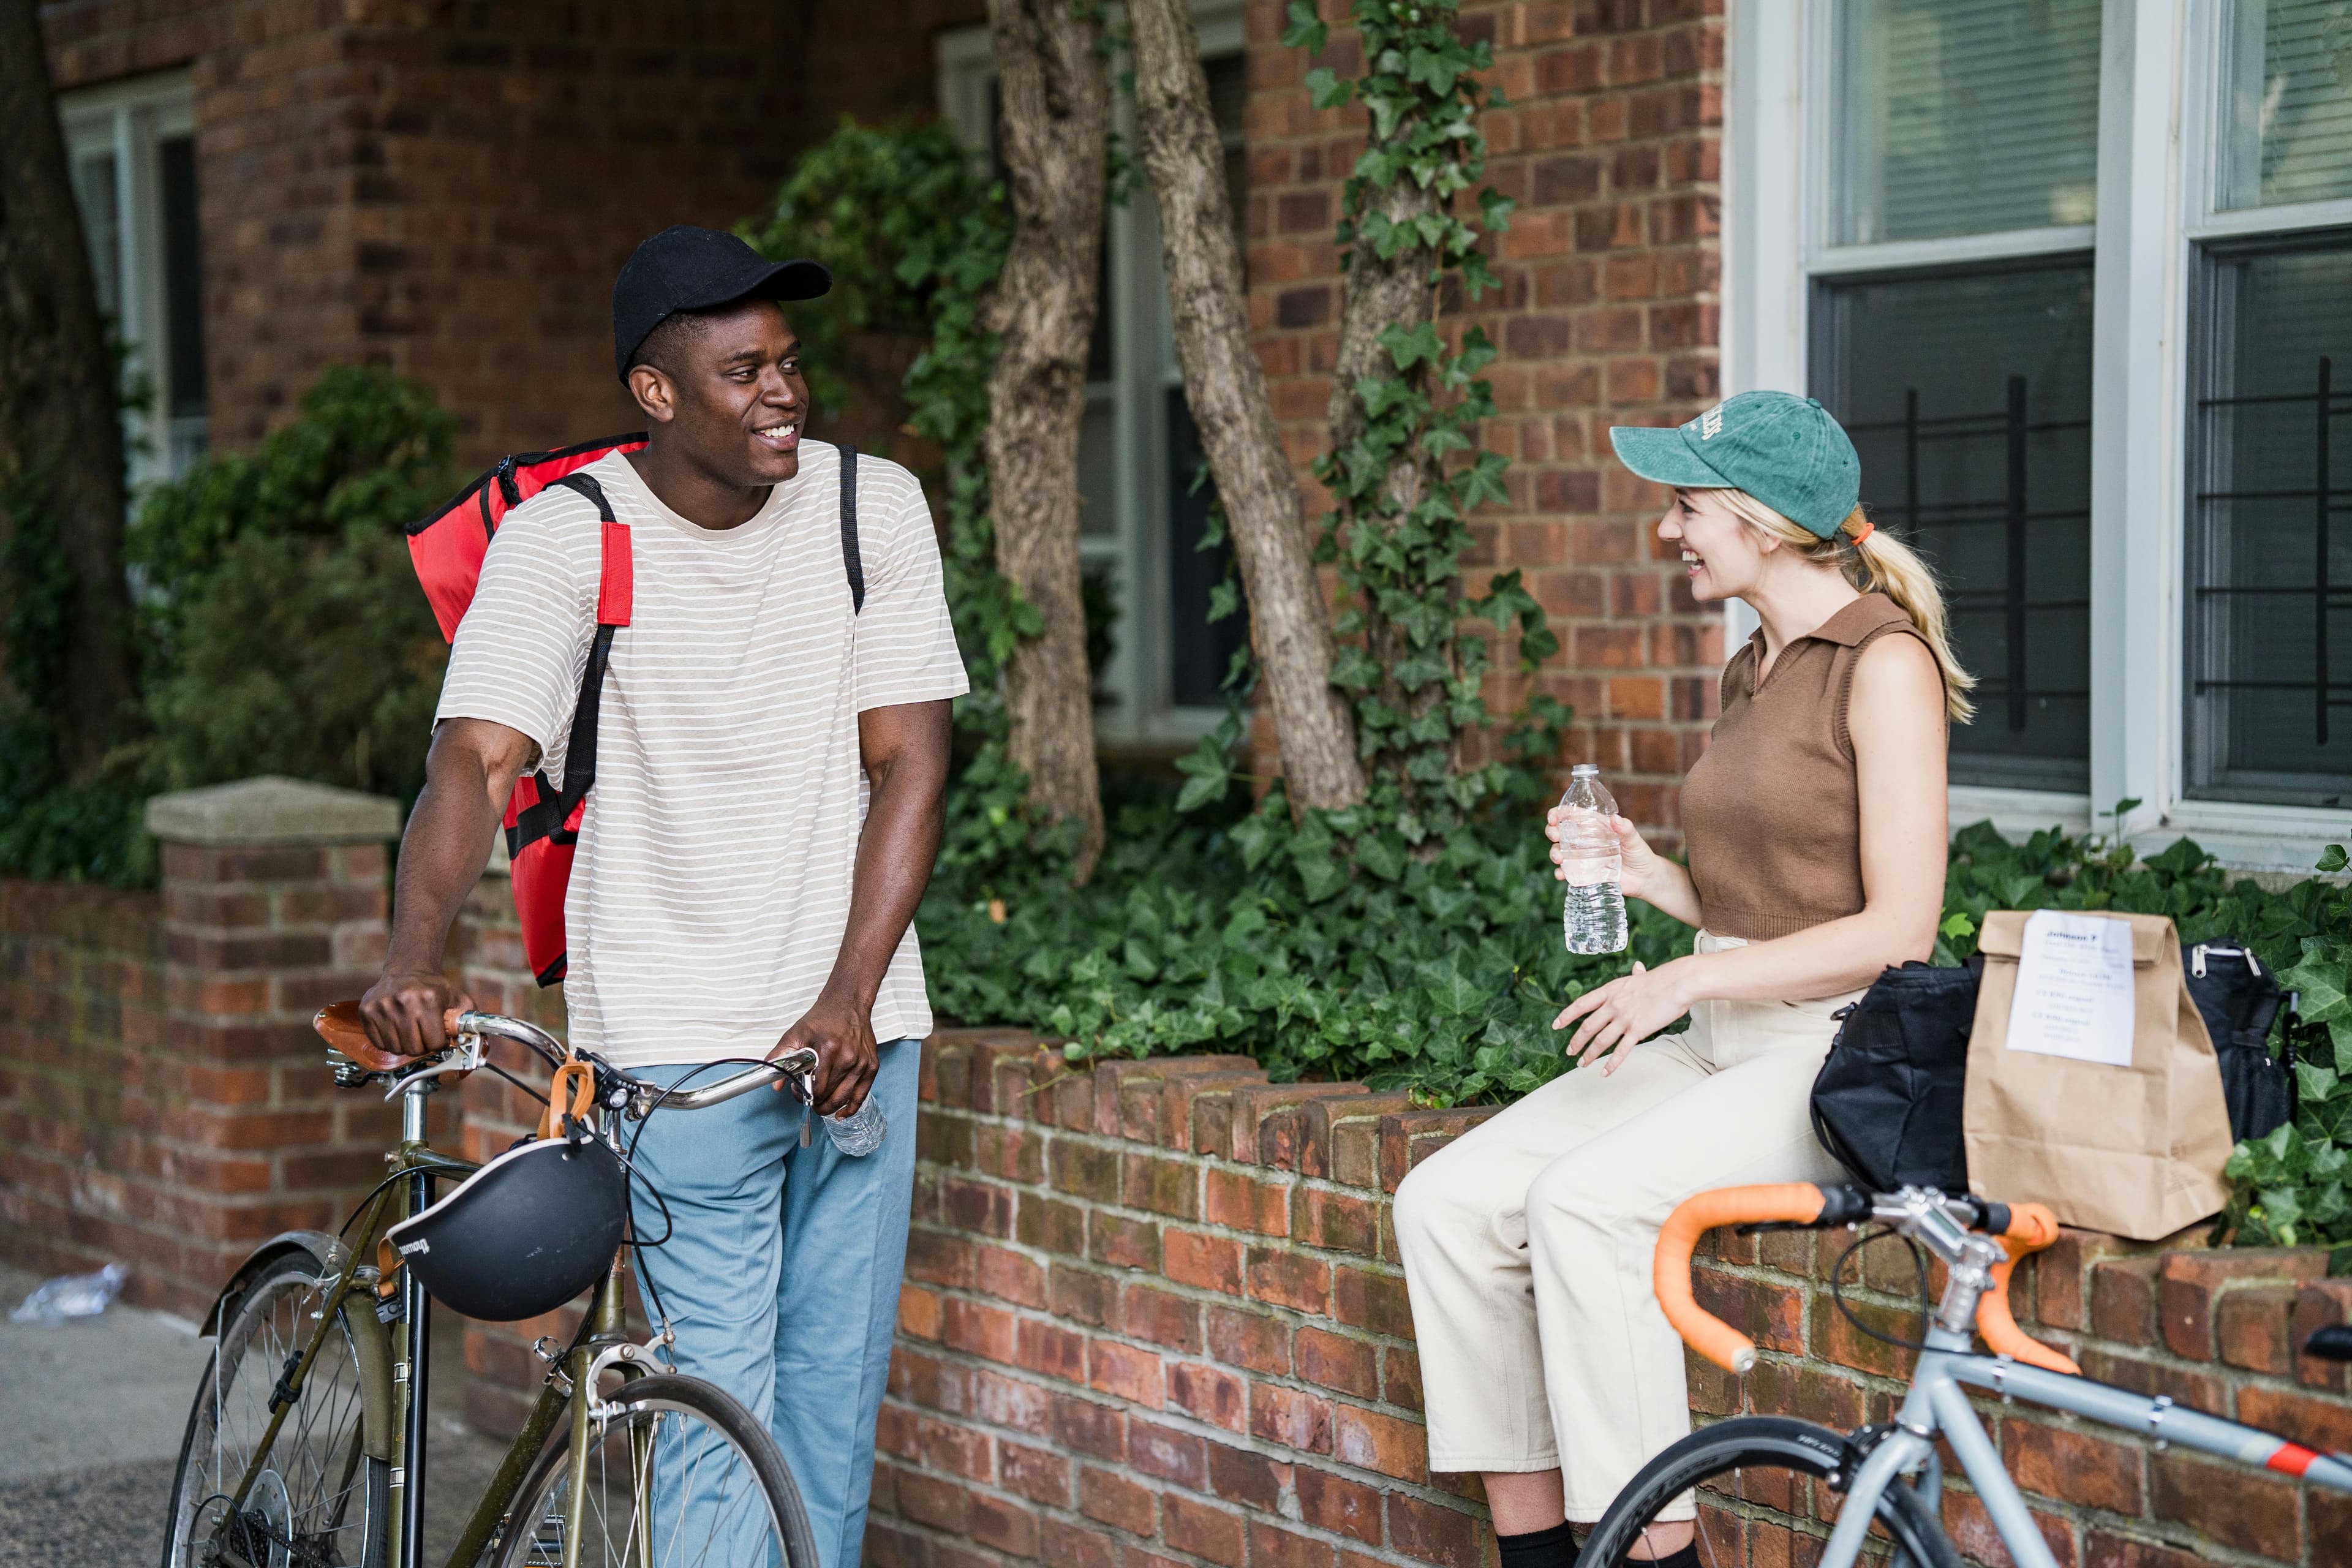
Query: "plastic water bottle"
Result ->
[[11, 1262, 127, 1325], [1558, 764, 1628, 954], [822, 1097, 888, 1157]]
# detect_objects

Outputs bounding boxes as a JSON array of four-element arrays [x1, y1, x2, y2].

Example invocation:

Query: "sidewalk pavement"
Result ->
[[0, 1259, 509, 1567]]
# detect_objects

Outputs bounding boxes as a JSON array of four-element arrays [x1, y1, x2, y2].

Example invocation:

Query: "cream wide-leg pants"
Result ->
[[1391, 933, 1862, 1523]]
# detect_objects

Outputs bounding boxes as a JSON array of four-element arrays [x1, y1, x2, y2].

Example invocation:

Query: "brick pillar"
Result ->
[[145, 775, 409, 1315]]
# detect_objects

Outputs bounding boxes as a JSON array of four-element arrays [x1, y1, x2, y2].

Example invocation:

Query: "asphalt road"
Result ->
[[0, 1260, 512, 1567]]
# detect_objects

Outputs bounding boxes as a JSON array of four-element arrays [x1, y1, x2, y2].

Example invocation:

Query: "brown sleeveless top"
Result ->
[[1678, 594, 1934, 940]]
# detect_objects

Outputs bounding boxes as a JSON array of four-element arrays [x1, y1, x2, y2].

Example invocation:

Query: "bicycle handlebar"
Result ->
[[1654, 1182, 2076, 1377], [313, 1001, 820, 1116]]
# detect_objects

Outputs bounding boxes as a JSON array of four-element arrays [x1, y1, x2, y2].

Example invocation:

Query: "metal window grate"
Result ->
[[1850, 378, 2094, 731], [2193, 355, 2352, 747]]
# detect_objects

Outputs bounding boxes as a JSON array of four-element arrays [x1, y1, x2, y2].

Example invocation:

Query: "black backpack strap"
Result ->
[[509, 473, 622, 850], [839, 442, 865, 614]]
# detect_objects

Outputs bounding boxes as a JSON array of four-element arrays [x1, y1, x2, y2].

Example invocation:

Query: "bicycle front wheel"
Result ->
[[164, 1250, 390, 1568], [489, 1373, 818, 1568], [1579, 1417, 1960, 1568]]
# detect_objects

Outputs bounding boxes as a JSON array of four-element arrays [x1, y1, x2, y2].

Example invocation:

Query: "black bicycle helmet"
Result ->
[[384, 1132, 627, 1322]]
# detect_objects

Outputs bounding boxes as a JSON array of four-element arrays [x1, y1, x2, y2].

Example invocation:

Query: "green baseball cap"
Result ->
[[1608, 391, 1861, 538]]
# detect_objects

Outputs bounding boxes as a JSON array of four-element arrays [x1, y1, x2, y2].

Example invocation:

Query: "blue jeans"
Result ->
[[627, 1040, 919, 1568]]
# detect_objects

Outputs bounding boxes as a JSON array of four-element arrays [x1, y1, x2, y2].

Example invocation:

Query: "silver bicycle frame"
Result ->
[[1816, 1336, 2352, 1568]]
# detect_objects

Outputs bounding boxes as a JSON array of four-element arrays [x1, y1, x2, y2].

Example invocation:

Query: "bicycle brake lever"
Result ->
[[380, 1033, 486, 1099]]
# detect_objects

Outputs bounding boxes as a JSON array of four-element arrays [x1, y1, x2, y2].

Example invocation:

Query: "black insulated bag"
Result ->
[[1809, 959, 1980, 1195], [2186, 943, 2294, 1146]]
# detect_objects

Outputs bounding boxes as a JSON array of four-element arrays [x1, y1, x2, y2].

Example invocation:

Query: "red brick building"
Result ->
[[39, 0, 2352, 866]]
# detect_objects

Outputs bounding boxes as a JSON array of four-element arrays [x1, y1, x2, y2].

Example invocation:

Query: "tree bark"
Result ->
[[984, 0, 1109, 880], [0, 0, 137, 779], [1126, 0, 1365, 812], [1325, 129, 1447, 750]]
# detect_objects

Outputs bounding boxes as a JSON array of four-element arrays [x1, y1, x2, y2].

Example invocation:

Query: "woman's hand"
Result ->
[[1552, 959, 1695, 1074], [1546, 809, 1670, 907]]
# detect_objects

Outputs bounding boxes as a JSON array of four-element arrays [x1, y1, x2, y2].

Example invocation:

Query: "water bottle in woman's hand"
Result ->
[[1556, 764, 1628, 954]]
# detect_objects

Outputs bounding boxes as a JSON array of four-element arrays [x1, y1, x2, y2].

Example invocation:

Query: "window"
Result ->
[[2185, 0, 2352, 808], [59, 74, 208, 487], [940, 6, 1246, 744], [1730, 0, 2352, 862], [1810, 0, 2103, 793]]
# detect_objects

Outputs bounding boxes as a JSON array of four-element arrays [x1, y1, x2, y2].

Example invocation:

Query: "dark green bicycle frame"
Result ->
[[208, 1114, 642, 1568]]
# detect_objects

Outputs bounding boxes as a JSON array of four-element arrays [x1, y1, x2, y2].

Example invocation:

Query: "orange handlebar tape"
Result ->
[[1978, 1203, 2079, 1374], [1654, 1184, 1830, 1374]]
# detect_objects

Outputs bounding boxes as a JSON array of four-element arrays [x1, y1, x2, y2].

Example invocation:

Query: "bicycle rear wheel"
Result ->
[[488, 1373, 818, 1568], [163, 1250, 390, 1568], [1579, 1417, 1959, 1568]]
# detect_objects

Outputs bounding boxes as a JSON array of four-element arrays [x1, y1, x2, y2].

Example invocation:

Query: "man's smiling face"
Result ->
[[630, 298, 809, 486]]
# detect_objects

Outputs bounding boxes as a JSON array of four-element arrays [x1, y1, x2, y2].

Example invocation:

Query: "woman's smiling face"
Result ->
[[1657, 488, 1766, 602]]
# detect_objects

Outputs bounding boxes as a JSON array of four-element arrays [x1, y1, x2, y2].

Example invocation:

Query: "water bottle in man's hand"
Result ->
[[1557, 764, 1629, 954]]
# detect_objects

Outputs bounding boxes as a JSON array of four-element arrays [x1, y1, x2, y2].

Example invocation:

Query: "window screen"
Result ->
[[2187, 236, 2352, 808], [2218, 0, 2352, 211], [1829, 0, 2103, 245], [1814, 260, 2097, 792]]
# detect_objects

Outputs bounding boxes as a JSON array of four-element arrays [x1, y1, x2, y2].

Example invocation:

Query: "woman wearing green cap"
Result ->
[[1392, 391, 1972, 1567]]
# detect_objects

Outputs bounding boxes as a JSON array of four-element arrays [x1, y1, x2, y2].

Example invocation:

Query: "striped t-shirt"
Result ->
[[435, 442, 969, 1068]]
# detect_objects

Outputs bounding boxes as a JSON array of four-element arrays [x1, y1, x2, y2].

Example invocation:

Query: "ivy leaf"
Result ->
[[2320, 844, 2349, 874], [1305, 66, 1351, 110], [1357, 834, 1406, 883], [2282, 940, 2351, 1023]]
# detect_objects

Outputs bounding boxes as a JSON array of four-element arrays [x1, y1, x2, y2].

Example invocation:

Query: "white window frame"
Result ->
[[58, 71, 205, 491], [938, 1, 1245, 748], [1725, 0, 2352, 870]]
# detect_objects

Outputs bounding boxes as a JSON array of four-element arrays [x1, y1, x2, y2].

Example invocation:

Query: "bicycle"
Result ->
[[1581, 1182, 2352, 1567], [161, 1002, 828, 1568]]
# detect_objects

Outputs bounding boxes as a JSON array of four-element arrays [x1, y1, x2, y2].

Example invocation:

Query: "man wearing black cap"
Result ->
[[360, 226, 968, 1567]]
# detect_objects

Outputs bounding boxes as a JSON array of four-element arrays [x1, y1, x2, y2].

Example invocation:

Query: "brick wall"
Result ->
[[1243, 0, 1724, 839], [0, 793, 437, 1317], [40, 0, 984, 471], [863, 1034, 2352, 1568]]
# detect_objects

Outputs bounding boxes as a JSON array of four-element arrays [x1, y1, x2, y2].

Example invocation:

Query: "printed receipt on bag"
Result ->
[[2006, 910, 2136, 1067]]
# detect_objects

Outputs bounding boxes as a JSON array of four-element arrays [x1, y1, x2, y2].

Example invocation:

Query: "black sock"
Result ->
[[1632, 1547, 1697, 1568], [1496, 1521, 1578, 1568]]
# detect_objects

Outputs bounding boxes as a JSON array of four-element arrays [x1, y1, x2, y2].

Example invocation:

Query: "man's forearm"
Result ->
[[823, 752, 948, 1009], [386, 736, 513, 973]]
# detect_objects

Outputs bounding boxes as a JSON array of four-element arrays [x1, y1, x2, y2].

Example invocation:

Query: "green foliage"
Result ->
[[0, 366, 457, 883], [130, 368, 456, 804], [924, 775, 1685, 1106], [1278, 0, 1555, 835]]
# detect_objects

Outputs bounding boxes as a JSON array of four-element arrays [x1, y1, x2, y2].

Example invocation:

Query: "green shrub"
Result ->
[[0, 366, 457, 883], [132, 366, 456, 806]]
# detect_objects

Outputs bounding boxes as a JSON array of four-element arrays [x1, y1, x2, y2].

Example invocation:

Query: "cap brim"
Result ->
[[1608, 424, 1730, 489], [681, 257, 834, 312]]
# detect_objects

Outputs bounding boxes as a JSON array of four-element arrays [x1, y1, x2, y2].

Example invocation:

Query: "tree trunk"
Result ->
[[0, 0, 137, 779], [1126, 0, 1365, 812], [1326, 131, 1447, 752], [984, 0, 1110, 881]]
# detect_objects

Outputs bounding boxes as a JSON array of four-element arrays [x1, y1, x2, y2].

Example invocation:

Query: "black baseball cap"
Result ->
[[612, 225, 831, 381]]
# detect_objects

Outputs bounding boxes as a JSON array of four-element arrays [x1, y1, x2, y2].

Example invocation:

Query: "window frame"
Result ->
[[1726, 0, 2352, 869], [937, 2, 1246, 748], [58, 70, 205, 490]]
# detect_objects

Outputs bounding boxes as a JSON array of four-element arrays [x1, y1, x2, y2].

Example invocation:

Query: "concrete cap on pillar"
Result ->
[[145, 775, 402, 847]]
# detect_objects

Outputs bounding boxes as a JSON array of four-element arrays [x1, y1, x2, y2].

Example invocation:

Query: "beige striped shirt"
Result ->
[[435, 442, 968, 1067]]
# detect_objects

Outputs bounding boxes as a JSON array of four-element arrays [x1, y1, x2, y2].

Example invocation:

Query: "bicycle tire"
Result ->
[[163, 1250, 391, 1568], [1580, 1417, 1961, 1568], [486, 1372, 820, 1568]]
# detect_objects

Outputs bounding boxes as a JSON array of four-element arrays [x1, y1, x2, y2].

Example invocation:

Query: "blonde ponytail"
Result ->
[[1716, 492, 1977, 723]]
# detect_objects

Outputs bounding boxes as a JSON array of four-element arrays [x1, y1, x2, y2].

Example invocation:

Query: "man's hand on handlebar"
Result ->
[[771, 991, 877, 1117], [361, 968, 471, 1059]]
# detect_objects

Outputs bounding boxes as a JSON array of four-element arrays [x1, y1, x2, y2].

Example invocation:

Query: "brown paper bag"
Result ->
[[1961, 910, 2236, 1239]]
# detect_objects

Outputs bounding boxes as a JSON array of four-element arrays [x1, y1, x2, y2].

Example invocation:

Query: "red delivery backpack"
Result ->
[[408, 434, 866, 986]]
